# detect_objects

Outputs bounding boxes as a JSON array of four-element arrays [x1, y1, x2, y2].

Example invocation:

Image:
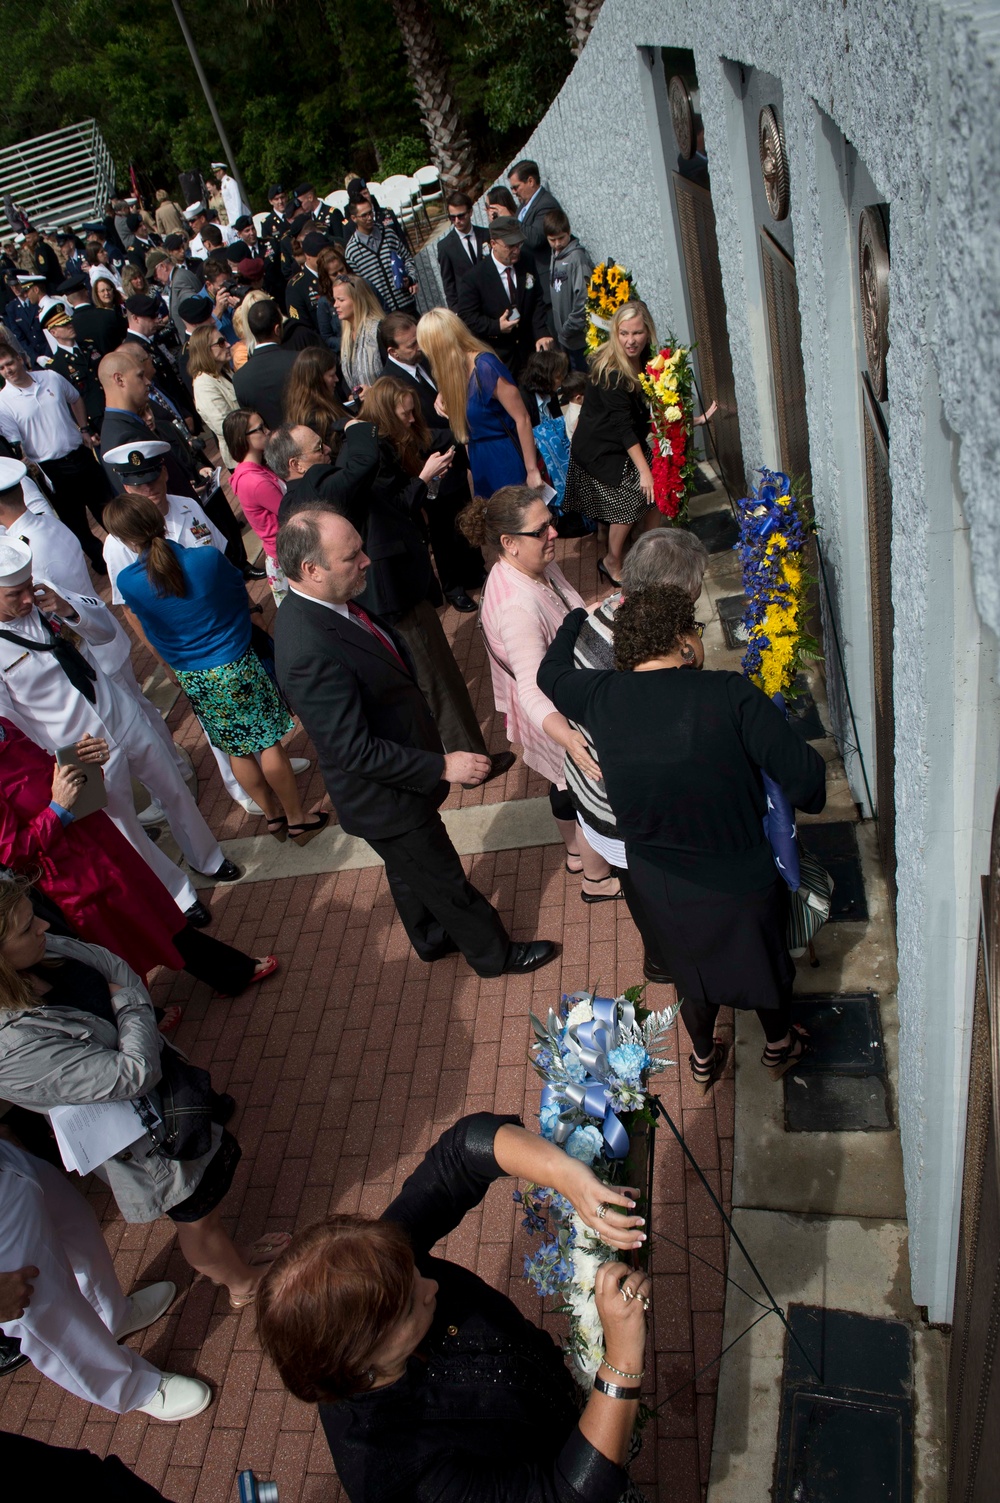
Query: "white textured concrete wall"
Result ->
[[443, 0, 1000, 1321]]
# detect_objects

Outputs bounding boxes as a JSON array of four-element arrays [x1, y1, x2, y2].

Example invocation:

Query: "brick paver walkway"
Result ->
[[0, 531, 734, 1502]]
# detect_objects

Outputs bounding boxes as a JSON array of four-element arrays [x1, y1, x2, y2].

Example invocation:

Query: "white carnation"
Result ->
[[566, 1000, 594, 1028]]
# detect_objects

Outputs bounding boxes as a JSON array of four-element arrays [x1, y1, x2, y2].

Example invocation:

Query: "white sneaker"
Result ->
[[290, 757, 310, 775], [137, 798, 167, 827], [117, 1280, 177, 1339], [137, 1371, 213, 1423]]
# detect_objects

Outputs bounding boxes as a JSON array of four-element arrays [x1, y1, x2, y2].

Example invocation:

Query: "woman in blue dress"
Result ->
[[417, 308, 541, 496]]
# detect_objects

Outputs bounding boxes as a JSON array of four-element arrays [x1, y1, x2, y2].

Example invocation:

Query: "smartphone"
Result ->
[[55, 745, 109, 820], [507, 306, 520, 323]]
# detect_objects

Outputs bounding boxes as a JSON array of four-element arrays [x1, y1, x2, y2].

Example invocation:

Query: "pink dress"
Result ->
[[480, 559, 585, 786], [230, 459, 284, 560]]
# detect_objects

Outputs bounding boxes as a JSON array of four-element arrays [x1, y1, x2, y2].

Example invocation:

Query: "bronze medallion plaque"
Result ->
[[759, 104, 790, 220], [859, 206, 890, 401], [669, 75, 696, 160]]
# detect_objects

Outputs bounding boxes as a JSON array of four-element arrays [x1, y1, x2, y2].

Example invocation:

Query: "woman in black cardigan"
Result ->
[[538, 585, 827, 1092], [562, 302, 658, 587], [258, 1113, 652, 1503]]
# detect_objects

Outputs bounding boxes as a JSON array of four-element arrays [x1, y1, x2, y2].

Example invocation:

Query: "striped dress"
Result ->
[[563, 594, 629, 865]]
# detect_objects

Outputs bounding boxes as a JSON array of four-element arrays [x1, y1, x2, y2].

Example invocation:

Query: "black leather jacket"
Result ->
[[320, 1114, 628, 1503]]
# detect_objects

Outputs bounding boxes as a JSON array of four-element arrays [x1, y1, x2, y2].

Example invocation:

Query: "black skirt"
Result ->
[[166, 1129, 242, 1223], [627, 851, 793, 1011]]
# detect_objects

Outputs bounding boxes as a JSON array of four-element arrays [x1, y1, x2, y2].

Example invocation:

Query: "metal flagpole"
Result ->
[[170, 0, 251, 213]]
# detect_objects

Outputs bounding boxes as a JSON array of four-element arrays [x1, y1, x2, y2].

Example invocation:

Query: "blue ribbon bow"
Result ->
[[543, 996, 635, 1159]]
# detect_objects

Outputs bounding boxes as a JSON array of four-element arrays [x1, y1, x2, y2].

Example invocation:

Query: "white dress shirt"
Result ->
[[387, 356, 436, 390], [516, 187, 542, 222], [0, 372, 84, 463]]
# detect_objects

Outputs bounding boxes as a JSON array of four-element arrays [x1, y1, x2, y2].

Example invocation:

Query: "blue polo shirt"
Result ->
[[116, 540, 251, 671]]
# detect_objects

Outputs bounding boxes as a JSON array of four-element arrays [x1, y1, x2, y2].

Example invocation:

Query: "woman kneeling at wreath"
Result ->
[[258, 1114, 652, 1502]]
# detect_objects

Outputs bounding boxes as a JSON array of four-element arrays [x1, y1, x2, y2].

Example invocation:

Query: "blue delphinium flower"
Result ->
[[566, 1125, 603, 1164], [524, 1239, 571, 1297], [608, 1043, 651, 1085], [534, 1046, 554, 1074]]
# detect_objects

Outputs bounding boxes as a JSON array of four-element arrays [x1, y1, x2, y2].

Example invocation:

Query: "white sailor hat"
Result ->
[[184, 201, 207, 221], [17, 273, 47, 284], [211, 161, 227, 171], [0, 457, 27, 493], [0, 538, 32, 586], [104, 439, 171, 481]]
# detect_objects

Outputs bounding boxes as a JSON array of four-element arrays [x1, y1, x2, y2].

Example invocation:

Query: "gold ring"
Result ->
[[621, 1284, 635, 1303]]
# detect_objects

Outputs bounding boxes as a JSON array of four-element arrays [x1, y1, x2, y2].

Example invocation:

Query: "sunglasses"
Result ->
[[509, 508, 558, 540], [448, 212, 470, 221], [210, 337, 227, 349]]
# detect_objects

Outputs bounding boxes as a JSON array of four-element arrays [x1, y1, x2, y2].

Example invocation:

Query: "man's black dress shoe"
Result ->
[[446, 590, 478, 613], [184, 900, 212, 929], [462, 750, 517, 788], [490, 940, 558, 977], [0, 1334, 27, 1377], [244, 563, 268, 581], [643, 952, 673, 985], [211, 858, 243, 882]]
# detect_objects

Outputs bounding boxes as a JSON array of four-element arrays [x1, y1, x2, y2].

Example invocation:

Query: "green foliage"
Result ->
[[0, 0, 574, 207], [376, 135, 430, 177]]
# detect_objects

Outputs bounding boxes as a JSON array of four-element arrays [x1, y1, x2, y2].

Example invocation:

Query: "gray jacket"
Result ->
[[168, 262, 205, 340], [548, 236, 594, 351], [0, 935, 220, 1222]]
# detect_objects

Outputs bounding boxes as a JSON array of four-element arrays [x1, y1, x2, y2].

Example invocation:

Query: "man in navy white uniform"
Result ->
[[0, 537, 240, 915]]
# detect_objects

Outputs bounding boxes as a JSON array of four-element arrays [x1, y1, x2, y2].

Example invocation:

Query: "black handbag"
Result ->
[[138, 1043, 232, 1161]]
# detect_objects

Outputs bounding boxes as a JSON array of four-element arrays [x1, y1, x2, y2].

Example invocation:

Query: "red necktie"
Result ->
[[348, 602, 408, 673]]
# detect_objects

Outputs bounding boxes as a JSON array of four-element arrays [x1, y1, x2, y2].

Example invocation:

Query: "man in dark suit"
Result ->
[[273, 503, 555, 977], [508, 159, 562, 303], [456, 218, 553, 376], [379, 311, 484, 613], [57, 274, 125, 359], [121, 294, 195, 425], [232, 299, 299, 429], [436, 192, 490, 312]]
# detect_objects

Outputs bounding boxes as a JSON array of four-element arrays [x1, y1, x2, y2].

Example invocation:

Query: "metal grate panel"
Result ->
[[0, 119, 116, 231], [672, 173, 746, 495], [760, 228, 812, 490], [862, 377, 896, 919]]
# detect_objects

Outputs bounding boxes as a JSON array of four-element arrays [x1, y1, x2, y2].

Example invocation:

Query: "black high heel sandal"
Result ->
[[597, 558, 622, 587], [761, 1029, 809, 1079], [689, 1040, 729, 1096], [287, 811, 330, 847]]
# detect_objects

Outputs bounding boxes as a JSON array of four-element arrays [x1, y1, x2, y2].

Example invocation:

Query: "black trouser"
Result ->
[[172, 924, 257, 994], [0, 1433, 170, 1500], [202, 485, 250, 572], [425, 475, 485, 594], [366, 810, 511, 976], [38, 447, 111, 569], [392, 598, 487, 755], [618, 867, 671, 974], [681, 996, 792, 1058]]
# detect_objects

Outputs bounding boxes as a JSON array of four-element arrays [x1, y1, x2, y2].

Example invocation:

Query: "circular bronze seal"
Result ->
[[669, 76, 696, 161], [858, 206, 890, 401], [759, 105, 789, 220]]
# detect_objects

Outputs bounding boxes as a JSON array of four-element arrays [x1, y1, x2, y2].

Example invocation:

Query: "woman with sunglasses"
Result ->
[[458, 486, 623, 901], [187, 323, 239, 469], [225, 408, 289, 605]]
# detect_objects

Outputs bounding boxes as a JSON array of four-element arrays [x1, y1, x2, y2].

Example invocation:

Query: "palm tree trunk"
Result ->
[[390, 0, 480, 193], [564, 0, 603, 57]]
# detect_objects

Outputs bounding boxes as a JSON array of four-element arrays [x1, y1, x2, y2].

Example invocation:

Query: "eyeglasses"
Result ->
[[210, 338, 227, 349], [246, 425, 265, 436], [508, 509, 558, 540], [693, 621, 705, 638]]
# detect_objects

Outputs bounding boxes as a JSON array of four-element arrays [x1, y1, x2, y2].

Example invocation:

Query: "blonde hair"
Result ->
[[232, 288, 270, 348], [590, 300, 657, 390], [416, 307, 492, 445], [0, 875, 44, 1011], [333, 275, 384, 368], [186, 323, 230, 381]]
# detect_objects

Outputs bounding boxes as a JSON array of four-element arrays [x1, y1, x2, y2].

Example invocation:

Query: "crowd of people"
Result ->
[[0, 153, 826, 1499]]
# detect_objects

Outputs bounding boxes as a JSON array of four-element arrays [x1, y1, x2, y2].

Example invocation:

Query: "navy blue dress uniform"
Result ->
[[2, 277, 48, 364], [42, 307, 105, 426], [57, 275, 125, 360]]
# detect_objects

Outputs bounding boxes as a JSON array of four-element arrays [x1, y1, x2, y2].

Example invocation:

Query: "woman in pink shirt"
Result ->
[[458, 486, 623, 902], [224, 408, 288, 605]]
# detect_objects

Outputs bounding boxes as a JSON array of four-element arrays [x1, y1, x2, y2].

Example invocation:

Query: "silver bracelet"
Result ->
[[602, 1360, 644, 1381], [593, 1376, 641, 1400]]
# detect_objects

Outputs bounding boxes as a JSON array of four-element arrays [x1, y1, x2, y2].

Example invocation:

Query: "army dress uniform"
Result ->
[[286, 265, 321, 327]]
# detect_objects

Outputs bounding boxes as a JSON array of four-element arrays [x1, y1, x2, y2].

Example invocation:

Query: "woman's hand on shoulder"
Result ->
[[563, 726, 601, 782]]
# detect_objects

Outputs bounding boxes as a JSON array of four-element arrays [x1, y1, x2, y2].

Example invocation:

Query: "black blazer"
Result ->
[[455, 256, 548, 376], [122, 331, 194, 421], [273, 587, 447, 840], [517, 186, 562, 291], [380, 358, 470, 502], [69, 302, 126, 359], [382, 356, 441, 430], [319, 1113, 627, 1503], [436, 224, 490, 311], [569, 368, 652, 485], [232, 342, 299, 429]]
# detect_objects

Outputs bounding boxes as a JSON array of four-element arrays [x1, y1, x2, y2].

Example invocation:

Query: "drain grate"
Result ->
[[784, 993, 891, 1131], [775, 1305, 913, 1502], [799, 822, 868, 922], [717, 593, 750, 649]]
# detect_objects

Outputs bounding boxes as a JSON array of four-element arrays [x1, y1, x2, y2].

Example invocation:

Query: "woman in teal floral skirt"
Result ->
[[103, 494, 328, 846]]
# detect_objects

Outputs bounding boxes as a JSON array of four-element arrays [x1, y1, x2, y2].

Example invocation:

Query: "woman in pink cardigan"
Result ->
[[458, 487, 623, 902], [224, 407, 288, 605]]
